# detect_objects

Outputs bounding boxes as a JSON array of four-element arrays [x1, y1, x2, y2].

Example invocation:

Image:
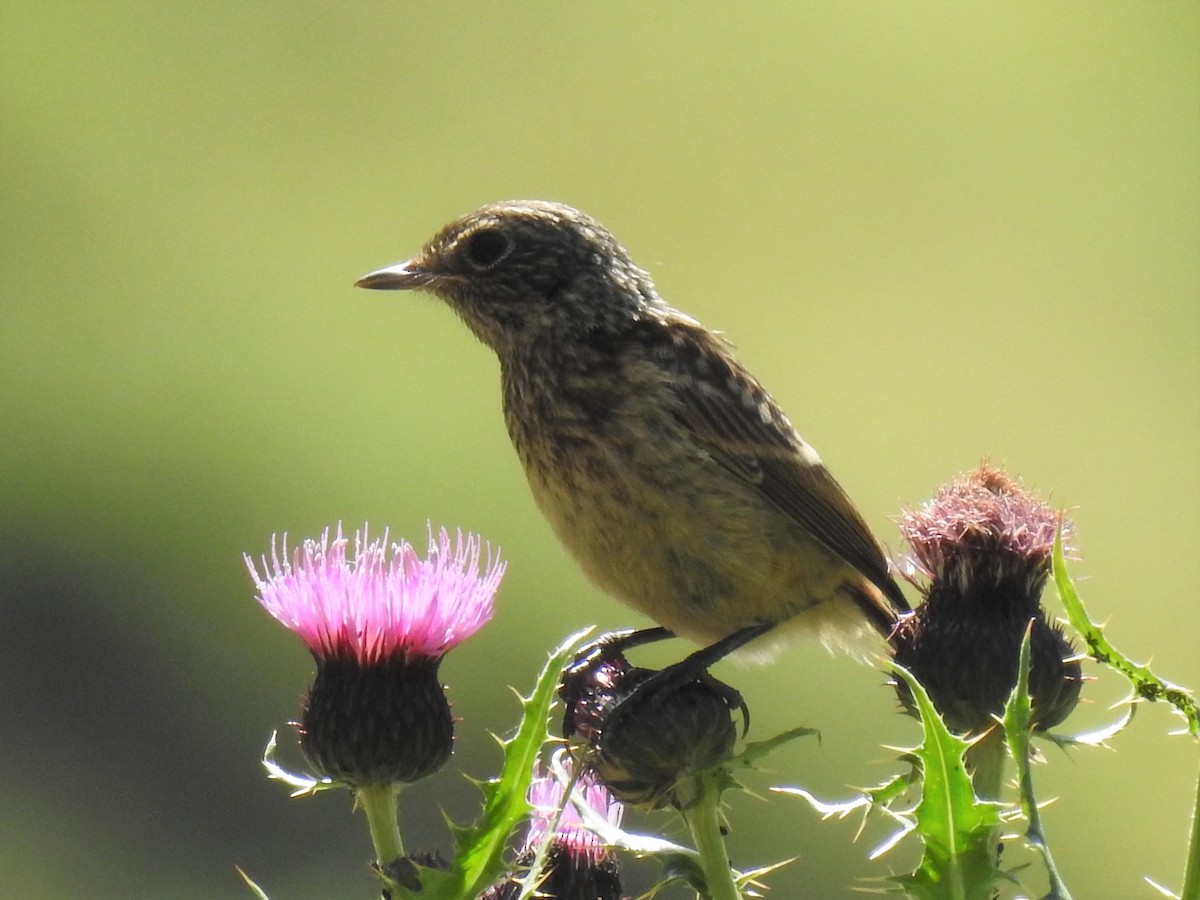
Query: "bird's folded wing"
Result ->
[[663, 330, 905, 611]]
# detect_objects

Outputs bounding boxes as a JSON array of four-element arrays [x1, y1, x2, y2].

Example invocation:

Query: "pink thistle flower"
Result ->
[[247, 523, 502, 664], [246, 523, 504, 785], [480, 758, 626, 900], [523, 759, 623, 866]]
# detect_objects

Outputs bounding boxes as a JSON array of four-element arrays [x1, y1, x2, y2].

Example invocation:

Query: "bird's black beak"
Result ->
[[354, 259, 435, 291]]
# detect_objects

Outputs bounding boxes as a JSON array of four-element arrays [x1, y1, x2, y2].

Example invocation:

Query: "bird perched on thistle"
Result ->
[[356, 200, 908, 669]]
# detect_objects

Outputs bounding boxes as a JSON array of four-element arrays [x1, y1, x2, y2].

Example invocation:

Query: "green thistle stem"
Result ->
[[965, 728, 1007, 872], [357, 783, 405, 871], [680, 770, 741, 900], [1183, 755, 1200, 900]]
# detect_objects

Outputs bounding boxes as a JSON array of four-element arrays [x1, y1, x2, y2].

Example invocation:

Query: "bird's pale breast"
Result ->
[[502, 347, 871, 653]]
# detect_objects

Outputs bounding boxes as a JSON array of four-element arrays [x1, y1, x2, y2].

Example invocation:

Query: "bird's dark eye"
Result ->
[[463, 228, 512, 270]]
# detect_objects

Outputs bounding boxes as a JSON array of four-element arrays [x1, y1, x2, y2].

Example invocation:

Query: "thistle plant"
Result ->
[[558, 634, 741, 812], [558, 634, 747, 900], [780, 464, 1198, 899], [889, 463, 1083, 801], [246, 523, 503, 894], [891, 464, 1081, 734], [241, 490, 1198, 899]]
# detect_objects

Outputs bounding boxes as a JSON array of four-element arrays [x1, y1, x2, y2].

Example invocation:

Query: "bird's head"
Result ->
[[355, 201, 662, 354]]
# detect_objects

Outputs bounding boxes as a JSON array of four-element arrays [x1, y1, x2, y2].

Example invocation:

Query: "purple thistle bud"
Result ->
[[891, 464, 1082, 734], [523, 759, 623, 865], [480, 760, 626, 900], [247, 523, 503, 785]]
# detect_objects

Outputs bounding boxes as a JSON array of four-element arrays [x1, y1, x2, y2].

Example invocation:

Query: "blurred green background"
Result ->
[[2, 3, 1197, 898]]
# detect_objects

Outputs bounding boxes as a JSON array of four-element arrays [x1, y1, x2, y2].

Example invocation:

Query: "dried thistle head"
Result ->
[[896, 462, 1068, 609], [891, 464, 1082, 734]]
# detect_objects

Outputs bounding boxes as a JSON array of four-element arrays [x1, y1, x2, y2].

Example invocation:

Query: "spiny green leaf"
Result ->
[[775, 764, 919, 862], [1041, 702, 1136, 750], [699, 726, 819, 804], [892, 665, 1005, 900], [774, 769, 912, 825], [235, 866, 271, 899], [1053, 530, 1199, 736], [260, 731, 338, 797], [733, 726, 820, 769], [657, 851, 711, 894]]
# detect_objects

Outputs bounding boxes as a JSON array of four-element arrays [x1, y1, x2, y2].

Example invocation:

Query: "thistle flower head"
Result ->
[[559, 643, 739, 810], [897, 462, 1068, 610], [247, 522, 502, 664], [247, 522, 504, 785], [891, 465, 1082, 734], [523, 758, 623, 865], [480, 758, 626, 900]]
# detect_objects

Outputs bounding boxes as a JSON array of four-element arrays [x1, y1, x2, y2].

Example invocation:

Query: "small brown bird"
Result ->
[[356, 201, 908, 665]]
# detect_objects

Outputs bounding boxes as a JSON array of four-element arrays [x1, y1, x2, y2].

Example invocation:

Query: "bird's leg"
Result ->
[[669, 622, 776, 674], [607, 622, 775, 737], [564, 626, 673, 680], [560, 626, 675, 739]]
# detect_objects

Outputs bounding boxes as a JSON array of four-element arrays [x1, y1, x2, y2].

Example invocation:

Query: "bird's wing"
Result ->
[[659, 323, 909, 614]]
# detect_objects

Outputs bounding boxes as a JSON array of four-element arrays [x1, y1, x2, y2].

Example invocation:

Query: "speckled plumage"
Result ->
[[357, 200, 909, 659]]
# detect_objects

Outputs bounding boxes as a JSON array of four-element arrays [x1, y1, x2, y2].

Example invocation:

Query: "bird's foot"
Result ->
[[561, 622, 774, 742], [607, 623, 773, 737]]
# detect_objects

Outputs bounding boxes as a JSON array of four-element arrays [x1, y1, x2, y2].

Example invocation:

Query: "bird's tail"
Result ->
[[850, 577, 910, 639]]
